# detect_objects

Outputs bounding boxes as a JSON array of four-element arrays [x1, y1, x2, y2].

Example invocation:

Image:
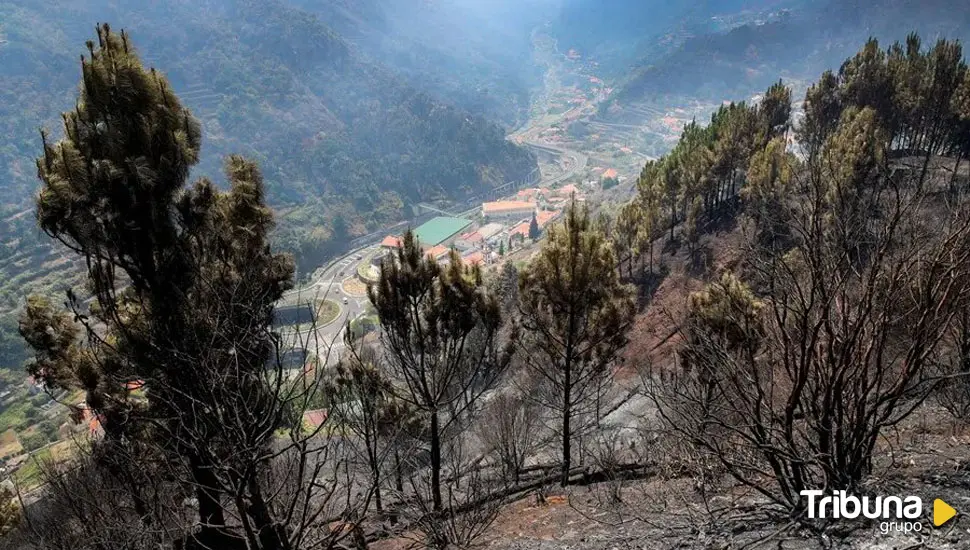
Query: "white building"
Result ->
[[477, 223, 505, 241]]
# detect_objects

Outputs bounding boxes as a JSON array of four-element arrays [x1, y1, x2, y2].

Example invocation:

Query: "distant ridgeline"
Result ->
[[605, 0, 970, 110]]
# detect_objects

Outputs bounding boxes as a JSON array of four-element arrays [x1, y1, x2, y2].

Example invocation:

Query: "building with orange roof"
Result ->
[[462, 251, 485, 267], [455, 231, 484, 250], [425, 245, 451, 261], [482, 200, 536, 221], [380, 235, 402, 249], [602, 168, 618, 179], [555, 184, 580, 198], [75, 403, 104, 438], [476, 223, 506, 243], [88, 416, 103, 438], [509, 221, 530, 240], [516, 188, 542, 201], [303, 409, 328, 431], [536, 209, 560, 229]]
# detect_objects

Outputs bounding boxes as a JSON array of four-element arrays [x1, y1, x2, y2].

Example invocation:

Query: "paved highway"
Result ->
[[279, 75, 603, 369], [521, 140, 588, 187], [278, 245, 377, 367], [277, 141, 589, 369]]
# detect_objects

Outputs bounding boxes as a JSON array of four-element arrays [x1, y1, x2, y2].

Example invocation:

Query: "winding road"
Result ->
[[277, 133, 590, 369], [278, 48, 604, 369], [277, 247, 376, 367]]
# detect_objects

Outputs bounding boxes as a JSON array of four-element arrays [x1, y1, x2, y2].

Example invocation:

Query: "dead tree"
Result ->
[[475, 392, 541, 484], [651, 106, 970, 514], [401, 437, 507, 550]]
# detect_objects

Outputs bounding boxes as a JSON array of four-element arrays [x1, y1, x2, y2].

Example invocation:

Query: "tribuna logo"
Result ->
[[800, 490, 921, 520]]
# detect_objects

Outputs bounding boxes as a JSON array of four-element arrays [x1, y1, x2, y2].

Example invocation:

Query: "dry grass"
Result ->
[[342, 276, 368, 297], [0, 429, 22, 458]]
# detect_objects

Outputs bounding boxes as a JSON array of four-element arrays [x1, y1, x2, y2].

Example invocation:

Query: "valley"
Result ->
[[3, 2, 970, 548], [0, 0, 873, 486]]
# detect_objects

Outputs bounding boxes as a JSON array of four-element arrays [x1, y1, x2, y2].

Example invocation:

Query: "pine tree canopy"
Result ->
[[21, 26, 298, 547]]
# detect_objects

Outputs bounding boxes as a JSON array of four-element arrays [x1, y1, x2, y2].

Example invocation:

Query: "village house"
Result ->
[[454, 230, 484, 251]]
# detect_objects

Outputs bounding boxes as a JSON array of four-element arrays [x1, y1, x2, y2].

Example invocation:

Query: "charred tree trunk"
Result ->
[[245, 476, 290, 550], [190, 457, 227, 548], [561, 360, 572, 487], [430, 409, 442, 511]]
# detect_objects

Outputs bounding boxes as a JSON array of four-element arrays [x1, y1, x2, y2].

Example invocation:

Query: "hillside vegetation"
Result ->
[[0, 0, 539, 372], [607, 31, 970, 526], [5, 1, 970, 547], [551, 0, 797, 78], [0, 0, 537, 281], [3, 23, 970, 549]]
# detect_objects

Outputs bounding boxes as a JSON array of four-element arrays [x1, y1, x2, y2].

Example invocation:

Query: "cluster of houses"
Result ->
[[1, 379, 149, 477], [376, 184, 585, 272]]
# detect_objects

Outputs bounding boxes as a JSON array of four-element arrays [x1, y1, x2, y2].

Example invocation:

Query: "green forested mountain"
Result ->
[[0, 0, 537, 370], [0, 0, 538, 254], [0, 5, 539, 254], [546, 0, 970, 113]]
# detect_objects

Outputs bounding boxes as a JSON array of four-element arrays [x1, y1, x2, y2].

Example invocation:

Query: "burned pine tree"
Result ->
[[369, 231, 513, 511], [18, 25, 362, 550]]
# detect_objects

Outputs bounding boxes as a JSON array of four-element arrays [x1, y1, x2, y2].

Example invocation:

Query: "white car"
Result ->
[[343, 297, 349, 305]]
